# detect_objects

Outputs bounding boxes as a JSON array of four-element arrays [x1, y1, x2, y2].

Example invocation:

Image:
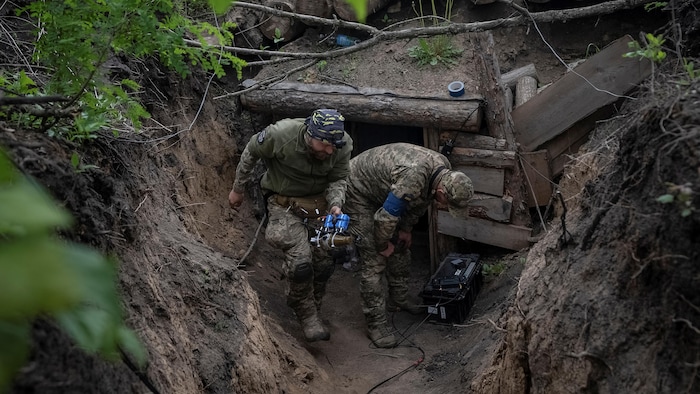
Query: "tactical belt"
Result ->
[[274, 193, 328, 219]]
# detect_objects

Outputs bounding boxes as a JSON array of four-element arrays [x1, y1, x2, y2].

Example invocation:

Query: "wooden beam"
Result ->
[[240, 80, 484, 132], [520, 150, 553, 208], [512, 35, 652, 152], [437, 211, 531, 251], [450, 147, 516, 168], [441, 132, 507, 151]]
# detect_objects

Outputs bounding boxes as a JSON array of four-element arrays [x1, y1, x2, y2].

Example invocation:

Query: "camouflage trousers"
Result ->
[[346, 205, 412, 328], [264, 196, 335, 315]]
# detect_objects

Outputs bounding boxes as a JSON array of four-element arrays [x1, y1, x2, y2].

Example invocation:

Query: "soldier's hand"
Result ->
[[397, 230, 412, 249], [329, 205, 343, 216], [228, 190, 244, 209], [379, 242, 395, 258]]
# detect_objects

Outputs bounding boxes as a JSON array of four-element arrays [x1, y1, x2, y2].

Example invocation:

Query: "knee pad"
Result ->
[[290, 262, 313, 282], [314, 263, 335, 282]]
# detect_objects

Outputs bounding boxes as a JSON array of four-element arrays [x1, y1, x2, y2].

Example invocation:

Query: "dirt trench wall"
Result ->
[[472, 72, 700, 393], [5, 74, 332, 393]]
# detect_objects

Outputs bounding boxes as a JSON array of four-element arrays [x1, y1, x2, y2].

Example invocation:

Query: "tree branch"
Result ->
[[202, 0, 654, 65]]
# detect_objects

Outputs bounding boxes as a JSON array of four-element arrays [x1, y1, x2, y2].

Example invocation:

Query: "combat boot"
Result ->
[[387, 297, 424, 315], [367, 325, 398, 348], [300, 313, 330, 342]]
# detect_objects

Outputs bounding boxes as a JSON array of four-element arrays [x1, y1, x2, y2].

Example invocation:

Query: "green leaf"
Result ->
[[656, 194, 675, 204], [0, 179, 73, 235], [344, 0, 367, 23], [209, 0, 235, 15], [0, 321, 31, 391], [0, 237, 83, 320]]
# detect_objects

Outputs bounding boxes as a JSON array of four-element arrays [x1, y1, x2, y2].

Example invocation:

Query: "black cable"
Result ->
[[557, 191, 573, 248]]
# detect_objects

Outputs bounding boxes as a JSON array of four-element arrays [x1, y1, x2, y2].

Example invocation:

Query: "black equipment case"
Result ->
[[420, 253, 483, 324]]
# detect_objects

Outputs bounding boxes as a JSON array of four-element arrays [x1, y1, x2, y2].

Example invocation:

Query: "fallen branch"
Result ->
[[210, 0, 655, 65]]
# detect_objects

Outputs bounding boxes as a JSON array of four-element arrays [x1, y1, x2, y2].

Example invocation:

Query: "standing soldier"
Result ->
[[334, 143, 473, 348], [228, 109, 353, 342]]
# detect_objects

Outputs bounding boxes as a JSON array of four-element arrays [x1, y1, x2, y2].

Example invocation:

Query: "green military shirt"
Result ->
[[232, 118, 353, 208]]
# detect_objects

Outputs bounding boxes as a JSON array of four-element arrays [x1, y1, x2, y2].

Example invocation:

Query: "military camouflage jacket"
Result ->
[[340, 142, 451, 247], [232, 118, 353, 208]]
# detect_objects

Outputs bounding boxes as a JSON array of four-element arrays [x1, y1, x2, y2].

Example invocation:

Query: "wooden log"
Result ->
[[331, 0, 393, 21], [504, 87, 513, 114], [454, 165, 504, 196], [473, 32, 511, 144], [440, 132, 507, 151], [239, 80, 484, 132], [260, 0, 305, 42], [437, 211, 531, 251], [466, 193, 513, 222], [513, 35, 652, 152], [501, 63, 538, 90], [450, 147, 516, 169], [515, 76, 538, 107], [296, 0, 332, 20]]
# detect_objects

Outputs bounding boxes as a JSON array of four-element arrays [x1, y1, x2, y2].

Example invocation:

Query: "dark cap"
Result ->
[[305, 109, 346, 148]]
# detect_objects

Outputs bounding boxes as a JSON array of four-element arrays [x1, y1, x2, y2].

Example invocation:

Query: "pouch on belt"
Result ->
[[275, 193, 328, 219]]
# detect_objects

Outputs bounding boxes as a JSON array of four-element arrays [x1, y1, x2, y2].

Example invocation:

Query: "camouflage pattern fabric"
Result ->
[[348, 209, 412, 326], [265, 198, 335, 313], [339, 143, 454, 327], [305, 109, 346, 148]]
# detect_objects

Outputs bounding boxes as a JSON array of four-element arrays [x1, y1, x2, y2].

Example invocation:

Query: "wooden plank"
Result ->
[[455, 165, 504, 196], [467, 193, 513, 222], [520, 150, 553, 208], [550, 133, 589, 177], [450, 147, 516, 168], [437, 211, 531, 251], [542, 104, 615, 160], [512, 35, 652, 152], [240, 80, 483, 132]]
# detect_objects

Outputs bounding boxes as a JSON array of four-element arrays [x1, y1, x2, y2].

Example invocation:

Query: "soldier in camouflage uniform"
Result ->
[[228, 109, 353, 342], [336, 143, 473, 348]]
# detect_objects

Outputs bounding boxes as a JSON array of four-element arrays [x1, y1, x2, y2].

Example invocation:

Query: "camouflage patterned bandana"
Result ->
[[441, 170, 474, 218], [305, 109, 346, 148]]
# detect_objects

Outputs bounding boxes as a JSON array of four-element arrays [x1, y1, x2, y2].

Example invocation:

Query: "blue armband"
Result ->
[[382, 192, 407, 216]]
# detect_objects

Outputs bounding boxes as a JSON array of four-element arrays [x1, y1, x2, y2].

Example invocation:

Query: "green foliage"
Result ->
[[644, 2, 667, 11], [317, 60, 328, 72], [273, 28, 284, 44], [482, 261, 506, 277], [1, 0, 246, 142], [70, 152, 100, 173], [408, 36, 463, 67], [0, 149, 145, 391], [657, 182, 695, 217], [407, 0, 460, 67], [680, 58, 699, 84], [343, 0, 367, 23], [623, 33, 667, 63]]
